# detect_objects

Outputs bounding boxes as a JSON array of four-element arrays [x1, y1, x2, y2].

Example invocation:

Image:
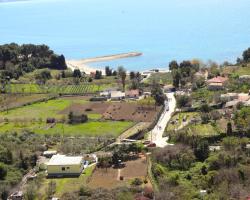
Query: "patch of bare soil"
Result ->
[[88, 157, 148, 189], [59, 102, 110, 115], [103, 103, 161, 122]]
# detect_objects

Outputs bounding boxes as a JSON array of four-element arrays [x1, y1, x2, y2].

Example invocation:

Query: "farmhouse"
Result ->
[[47, 155, 84, 177], [207, 76, 228, 90], [125, 89, 140, 99], [110, 91, 125, 100]]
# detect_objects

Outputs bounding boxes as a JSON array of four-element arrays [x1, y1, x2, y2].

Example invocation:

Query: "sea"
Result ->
[[0, 0, 250, 71]]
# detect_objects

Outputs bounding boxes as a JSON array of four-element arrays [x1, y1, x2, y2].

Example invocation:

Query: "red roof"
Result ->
[[125, 89, 139, 96], [207, 76, 228, 84]]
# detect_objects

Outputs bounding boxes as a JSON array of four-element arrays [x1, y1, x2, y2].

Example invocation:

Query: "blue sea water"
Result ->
[[0, 0, 250, 71]]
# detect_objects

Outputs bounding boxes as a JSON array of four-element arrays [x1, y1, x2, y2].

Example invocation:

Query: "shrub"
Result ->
[[0, 163, 7, 180], [131, 178, 143, 186]]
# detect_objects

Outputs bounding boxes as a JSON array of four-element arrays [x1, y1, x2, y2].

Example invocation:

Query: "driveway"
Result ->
[[149, 92, 176, 147]]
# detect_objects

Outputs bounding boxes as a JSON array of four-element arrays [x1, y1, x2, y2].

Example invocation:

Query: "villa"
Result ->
[[207, 76, 228, 90], [47, 155, 84, 177]]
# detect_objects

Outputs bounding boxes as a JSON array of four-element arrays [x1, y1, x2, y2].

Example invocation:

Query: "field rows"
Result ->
[[8, 84, 107, 94]]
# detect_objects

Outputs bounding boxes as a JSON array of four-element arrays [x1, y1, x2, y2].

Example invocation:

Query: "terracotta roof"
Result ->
[[125, 89, 139, 96], [207, 76, 228, 83]]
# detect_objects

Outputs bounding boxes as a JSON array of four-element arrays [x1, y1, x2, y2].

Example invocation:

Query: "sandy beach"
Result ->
[[66, 52, 142, 74]]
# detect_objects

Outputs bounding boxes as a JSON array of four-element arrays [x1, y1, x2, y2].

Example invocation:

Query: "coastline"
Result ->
[[66, 52, 142, 74]]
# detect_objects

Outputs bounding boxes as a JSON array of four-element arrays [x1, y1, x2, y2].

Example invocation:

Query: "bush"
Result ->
[[131, 178, 143, 186], [0, 163, 7, 180], [68, 112, 88, 124]]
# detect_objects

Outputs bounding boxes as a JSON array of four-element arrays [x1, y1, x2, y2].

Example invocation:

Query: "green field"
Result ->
[[0, 98, 86, 120], [186, 123, 219, 137], [7, 83, 111, 95], [0, 97, 134, 137], [0, 121, 134, 137]]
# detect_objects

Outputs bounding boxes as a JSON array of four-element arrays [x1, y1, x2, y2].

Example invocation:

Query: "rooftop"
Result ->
[[207, 76, 228, 84], [47, 155, 83, 166], [110, 91, 125, 98]]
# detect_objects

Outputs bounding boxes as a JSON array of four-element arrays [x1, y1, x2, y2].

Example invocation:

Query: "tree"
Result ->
[[95, 70, 102, 79], [105, 66, 112, 76], [118, 66, 127, 91], [210, 110, 221, 123], [194, 140, 209, 161], [35, 69, 51, 85], [50, 54, 67, 70], [201, 113, 210, 124], [0, 163, 7, 180], [176, 95, 191, 108], [129, 71, 135, 80], [200, 103, 211, 113], [227, 122, 233, 136], [169, 60, 179, 71], [242, 47, 250, 63], [61, 70, 66, 78], [151, 81, 165, 106], [73, 69, 82, 78]]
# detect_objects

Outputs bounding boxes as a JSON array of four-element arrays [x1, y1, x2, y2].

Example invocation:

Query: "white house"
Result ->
[[110, 91, 125, 100], [47, 155, 84, 177]]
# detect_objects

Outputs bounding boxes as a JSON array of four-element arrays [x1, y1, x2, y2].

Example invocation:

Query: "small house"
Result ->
[[220, 93, 238, 102], [110, 91, 125, 100], [125, 89, 140, 99], [207, 76, 228, 90], [47, 155, 84, 177], [239, 75, 250, 81], [100, 91, 110, 98]]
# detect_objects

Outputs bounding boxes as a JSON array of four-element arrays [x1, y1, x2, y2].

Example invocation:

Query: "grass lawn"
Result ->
[[0, 98, 87, 121], [37, 166, 94, 199]]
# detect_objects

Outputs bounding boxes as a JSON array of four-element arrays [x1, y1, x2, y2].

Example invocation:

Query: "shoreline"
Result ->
[[66, 52, 142, 74], [66, 52, 169, 75]]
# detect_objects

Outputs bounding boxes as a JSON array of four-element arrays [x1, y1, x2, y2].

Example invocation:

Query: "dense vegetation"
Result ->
[[0, 43, 67, 91]]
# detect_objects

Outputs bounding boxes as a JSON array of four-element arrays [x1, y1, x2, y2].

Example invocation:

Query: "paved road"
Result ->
[[149, 92, 176, 147]]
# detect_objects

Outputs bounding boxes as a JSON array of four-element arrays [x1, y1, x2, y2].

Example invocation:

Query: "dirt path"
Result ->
[[117, 169, 121, 180]]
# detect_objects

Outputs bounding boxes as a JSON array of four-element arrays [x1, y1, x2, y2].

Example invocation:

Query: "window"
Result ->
[[61, 167, 65, 171]]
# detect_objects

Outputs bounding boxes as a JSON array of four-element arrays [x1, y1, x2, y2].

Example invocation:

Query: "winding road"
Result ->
[[149, 92, 176, 147]]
